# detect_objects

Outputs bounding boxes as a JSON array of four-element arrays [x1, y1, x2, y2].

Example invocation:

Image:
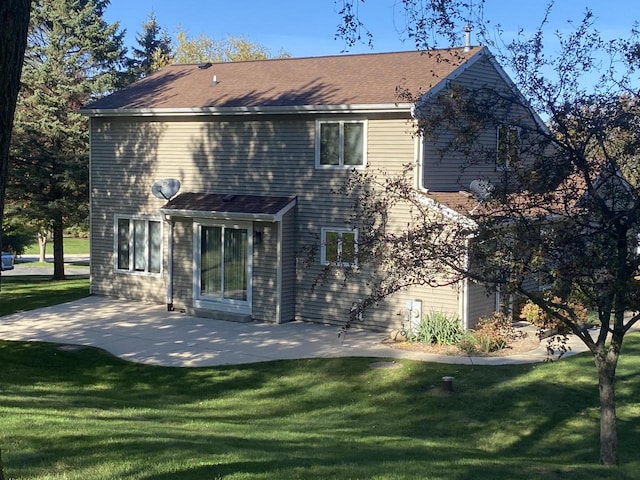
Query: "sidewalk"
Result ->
[[0, 296, 592, 367]]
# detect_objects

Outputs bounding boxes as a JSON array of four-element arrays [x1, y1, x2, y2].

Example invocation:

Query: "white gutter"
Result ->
[[80, 103, 414, 118], [88, 118, 93, 294]]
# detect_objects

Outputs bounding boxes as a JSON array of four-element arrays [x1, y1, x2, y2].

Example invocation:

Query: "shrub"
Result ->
[[458, 333, 504, 354], [458, 312, 522, 354], [519, 298, 586, 335], [410, 311, 464, 345]]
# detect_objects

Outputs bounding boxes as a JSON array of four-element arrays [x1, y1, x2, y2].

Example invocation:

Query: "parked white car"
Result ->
[[1, 252, 15, 271]]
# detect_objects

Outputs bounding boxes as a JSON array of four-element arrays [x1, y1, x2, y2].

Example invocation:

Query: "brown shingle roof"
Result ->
[[160, 192, 296, 220], [426, 191, 482, 216], [85, 47, 484, 111]]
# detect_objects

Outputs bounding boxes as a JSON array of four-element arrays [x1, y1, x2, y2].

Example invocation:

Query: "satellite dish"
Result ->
[[469, 179, 493, 201], [151, 178, 181, 201]]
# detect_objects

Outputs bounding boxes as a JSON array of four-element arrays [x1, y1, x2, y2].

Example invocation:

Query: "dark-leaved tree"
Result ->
[[334, 0, 640, 466]]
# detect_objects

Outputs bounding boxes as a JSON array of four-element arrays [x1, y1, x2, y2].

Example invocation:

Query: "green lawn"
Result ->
[[0, 335, 638, 479], [0, 276, 638, 479], [23, 237, 89, 256], [0, 276, 90, 316]]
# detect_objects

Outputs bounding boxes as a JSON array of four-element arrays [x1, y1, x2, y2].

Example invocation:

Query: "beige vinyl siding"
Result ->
[[421, 56, 536, 192], [90, 112, 470, 329], [294, 116, 418, 327], [363, 119, 464, 329], [363, 284, 462, 332], [466, 281, 497, 329], [90, 118, 170, 303], [279, 208, 296, 323], [171, 218, 194, 310], [252, 222, 279, 322]]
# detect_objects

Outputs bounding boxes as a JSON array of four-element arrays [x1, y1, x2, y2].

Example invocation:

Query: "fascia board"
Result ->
[[412, 46, 549, 134], [160, 197, 296, 223], [80, 103, 414, 118], [273, 197, 297, 222], [413, 46, 489, 110], [160, 209, 277, 222]]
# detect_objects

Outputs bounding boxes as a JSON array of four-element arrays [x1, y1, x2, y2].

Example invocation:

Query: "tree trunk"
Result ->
[[0, 448, 5, 480], [595, 344, 620, 465], [38, 230, 48, 263], [52, 214, 65, 280], [0, 0, 31, 292]]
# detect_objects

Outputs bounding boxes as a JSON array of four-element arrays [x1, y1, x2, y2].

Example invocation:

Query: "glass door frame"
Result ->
[[193, 219, 253, 315]]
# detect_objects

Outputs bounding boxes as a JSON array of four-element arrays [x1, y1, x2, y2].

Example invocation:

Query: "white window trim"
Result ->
[[496, 124, 521, 171], [320, 227, 358, 267], [113, 215, 163, 276], [315, 119, 368, 169]]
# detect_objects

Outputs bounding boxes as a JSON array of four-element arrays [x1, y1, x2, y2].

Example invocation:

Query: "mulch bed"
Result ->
[[382, 331, 541, 357]]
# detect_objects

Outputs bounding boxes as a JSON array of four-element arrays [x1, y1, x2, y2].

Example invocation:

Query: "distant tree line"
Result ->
[[128, 11, 290, 81]]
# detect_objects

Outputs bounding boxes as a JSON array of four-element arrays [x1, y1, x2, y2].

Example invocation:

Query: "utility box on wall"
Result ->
[[404, 299, 423, 334]]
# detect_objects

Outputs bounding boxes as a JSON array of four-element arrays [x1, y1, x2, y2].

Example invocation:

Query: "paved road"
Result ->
[[2, 255, 89, 276]]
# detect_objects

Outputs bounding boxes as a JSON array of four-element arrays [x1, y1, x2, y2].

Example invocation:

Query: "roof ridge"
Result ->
[[164, 46, 483, 68]]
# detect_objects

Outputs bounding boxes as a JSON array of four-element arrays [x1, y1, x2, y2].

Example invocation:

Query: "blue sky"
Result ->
[[104, 0, 639, 58]]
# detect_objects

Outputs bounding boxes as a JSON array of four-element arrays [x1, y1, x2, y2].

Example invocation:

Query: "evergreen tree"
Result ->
[[9, 0, 126, 280], [130, 11, 172, 80]]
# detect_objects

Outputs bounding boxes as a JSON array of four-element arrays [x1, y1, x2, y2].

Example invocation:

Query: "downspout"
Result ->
[[88, 119, 93, 294], [276, 222, 283, 323], [416, 133, 425, 191], [461, 239, 470, 330], [166, 217, 174, 311], [416, 131, 471, 329]]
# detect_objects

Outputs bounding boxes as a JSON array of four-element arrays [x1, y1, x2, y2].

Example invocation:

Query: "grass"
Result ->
[[0, 276, 90, 316], [23, 237, 89, 256], [0, 335, 638, 479], [0, 277, 638, 479]]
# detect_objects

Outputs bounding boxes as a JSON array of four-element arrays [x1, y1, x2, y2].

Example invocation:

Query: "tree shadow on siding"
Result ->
[[90, 117, 169, 302], [166, 83, 373, 324]]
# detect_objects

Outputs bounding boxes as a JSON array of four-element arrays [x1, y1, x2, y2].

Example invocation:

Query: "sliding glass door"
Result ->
[[195, 222, 251, 312]]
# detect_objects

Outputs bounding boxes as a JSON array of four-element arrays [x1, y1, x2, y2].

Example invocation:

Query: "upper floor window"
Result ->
[[316, 120, 366, 168], [115, 216, 162, 274], [496, 125, 521, 171], [321, 227, 358, 266]]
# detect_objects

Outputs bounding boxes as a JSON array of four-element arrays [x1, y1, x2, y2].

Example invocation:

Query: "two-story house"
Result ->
[[81, 46, 536, 331]]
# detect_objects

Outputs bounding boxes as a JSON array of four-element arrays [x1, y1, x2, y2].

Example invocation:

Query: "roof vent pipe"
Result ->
[[463, 24, 472, 52]]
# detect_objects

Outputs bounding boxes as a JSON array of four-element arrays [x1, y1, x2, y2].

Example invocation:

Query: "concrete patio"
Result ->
[[0, 296, 592, 367]]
